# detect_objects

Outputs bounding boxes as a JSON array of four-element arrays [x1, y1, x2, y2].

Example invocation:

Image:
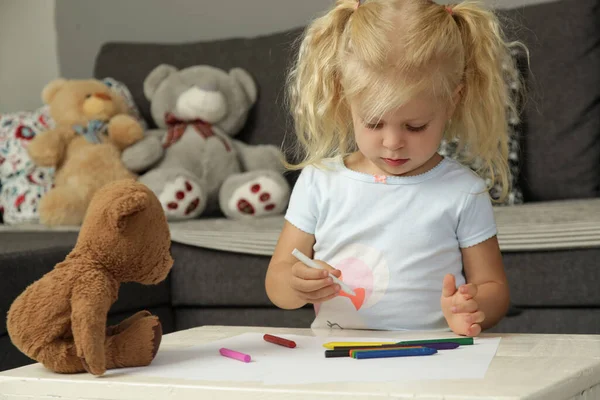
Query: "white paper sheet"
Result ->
[[114, 332, 501, 385]]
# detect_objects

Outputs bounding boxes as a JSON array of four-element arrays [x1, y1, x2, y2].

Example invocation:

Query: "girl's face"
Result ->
[[349, 91, 455, 177]]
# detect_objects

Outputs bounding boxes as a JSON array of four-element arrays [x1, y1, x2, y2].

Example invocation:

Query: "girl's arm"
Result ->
[[461, 235, 510, 330], [266, 221, 341, 310]]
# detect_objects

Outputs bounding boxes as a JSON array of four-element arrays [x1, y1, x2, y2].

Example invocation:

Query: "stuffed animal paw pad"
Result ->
[[228, 177, 285, 217], [158, 177, 204, 219]]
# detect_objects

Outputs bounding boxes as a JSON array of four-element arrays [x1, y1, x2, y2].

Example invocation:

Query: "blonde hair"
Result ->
[[286, 0, 525, 202]]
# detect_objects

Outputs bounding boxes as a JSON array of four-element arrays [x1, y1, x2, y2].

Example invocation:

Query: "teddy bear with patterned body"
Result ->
[[121, 64, 290, 221], [27, 79, 145, 226]]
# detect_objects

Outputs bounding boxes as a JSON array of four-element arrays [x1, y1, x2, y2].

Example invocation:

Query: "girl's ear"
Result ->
[[447, 84, 464, 119]]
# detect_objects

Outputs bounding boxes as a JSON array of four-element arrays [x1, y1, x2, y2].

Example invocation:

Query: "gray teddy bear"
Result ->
[[121, 64, 291, 221]]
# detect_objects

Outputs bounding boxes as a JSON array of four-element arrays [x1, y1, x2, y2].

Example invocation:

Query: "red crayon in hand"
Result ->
[[263, 334, 297, 348]]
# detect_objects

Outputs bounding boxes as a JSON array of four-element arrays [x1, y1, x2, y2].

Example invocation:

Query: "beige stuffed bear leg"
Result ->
[[39, 185, 93, 226]]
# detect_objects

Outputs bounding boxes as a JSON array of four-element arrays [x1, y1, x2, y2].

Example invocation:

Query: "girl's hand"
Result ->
[[289, 261, 342, 304], [441, 274, 485, 337]]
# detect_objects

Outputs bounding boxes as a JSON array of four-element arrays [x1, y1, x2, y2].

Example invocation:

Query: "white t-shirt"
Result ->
[[285, 155, 497, 331]]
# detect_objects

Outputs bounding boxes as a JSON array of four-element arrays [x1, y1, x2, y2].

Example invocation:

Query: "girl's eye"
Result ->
[[406, 124, 428, 132], [364, 122, 384, 130]]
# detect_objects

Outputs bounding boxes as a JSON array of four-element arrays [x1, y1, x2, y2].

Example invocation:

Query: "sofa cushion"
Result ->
[[174, 307, 315, 332], [490, 308, 600, 335], [503, 248, 600, 307], [501, 0, 600, 201], [170, 242, 273, 307]]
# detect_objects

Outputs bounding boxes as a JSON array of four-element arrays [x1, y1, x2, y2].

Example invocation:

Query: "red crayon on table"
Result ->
[[263, 334, 297, 348]]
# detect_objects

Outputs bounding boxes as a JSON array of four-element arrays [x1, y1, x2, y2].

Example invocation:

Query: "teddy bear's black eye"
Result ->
[[85, 94, 92, 99]]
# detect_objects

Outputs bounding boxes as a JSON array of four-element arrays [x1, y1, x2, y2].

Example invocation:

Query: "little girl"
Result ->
[[266, 0, 519, 337]]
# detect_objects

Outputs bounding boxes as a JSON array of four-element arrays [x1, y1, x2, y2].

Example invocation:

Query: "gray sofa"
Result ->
[[1, 0, 599, 372]]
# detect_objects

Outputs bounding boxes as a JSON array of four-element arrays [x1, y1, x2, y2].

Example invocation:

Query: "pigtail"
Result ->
[[448, 1, 520, 202], [285, 0, 358, 169]]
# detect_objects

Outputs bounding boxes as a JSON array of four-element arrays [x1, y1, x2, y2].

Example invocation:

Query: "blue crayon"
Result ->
[[353, 347, 437, 359]]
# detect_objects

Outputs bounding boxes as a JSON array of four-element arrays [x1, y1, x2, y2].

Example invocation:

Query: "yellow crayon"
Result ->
[[322, 341, 396, 349]]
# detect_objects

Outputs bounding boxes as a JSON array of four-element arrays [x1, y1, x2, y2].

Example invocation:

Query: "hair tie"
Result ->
[[355, 0, 363, 10], [445, 6, 454, 15]]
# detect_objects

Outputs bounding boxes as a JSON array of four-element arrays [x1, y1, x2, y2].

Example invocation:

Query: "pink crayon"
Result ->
[[219, 347, 251, 363]]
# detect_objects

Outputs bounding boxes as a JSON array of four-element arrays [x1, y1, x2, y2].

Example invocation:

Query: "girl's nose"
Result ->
[[382, 129, 404, 150]]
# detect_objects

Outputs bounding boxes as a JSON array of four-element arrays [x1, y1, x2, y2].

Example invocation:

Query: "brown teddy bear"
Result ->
[[27, 78, 145, 226], [7, 179, 174, 376]]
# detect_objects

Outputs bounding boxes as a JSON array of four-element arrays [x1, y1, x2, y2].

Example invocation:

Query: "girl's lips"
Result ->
[[382, 158, 409, 167]]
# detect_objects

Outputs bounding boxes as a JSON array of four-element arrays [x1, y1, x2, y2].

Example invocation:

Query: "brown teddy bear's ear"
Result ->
[[110, 191, 150, 232], [41, 78, 68, 104]]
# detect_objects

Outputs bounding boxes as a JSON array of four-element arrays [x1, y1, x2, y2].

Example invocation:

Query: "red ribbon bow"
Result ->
[[163, 112, 230, 151]]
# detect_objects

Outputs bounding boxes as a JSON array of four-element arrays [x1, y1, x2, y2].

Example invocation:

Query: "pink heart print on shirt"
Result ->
[[314, 244, 390, 315], [335, 257, 374, 310]]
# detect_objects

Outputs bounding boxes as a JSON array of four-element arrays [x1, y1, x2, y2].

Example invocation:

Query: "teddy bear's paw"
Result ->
[[108, 115, 144, 149], [228, 176, 286, 218], [109, 316, 162, 369], [107, 310, 153, 336], [158, 177, 205, 220], [28, 143, 62, 167]]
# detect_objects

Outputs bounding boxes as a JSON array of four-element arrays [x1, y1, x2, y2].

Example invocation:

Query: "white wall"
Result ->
[[0, 0, 59, 112]]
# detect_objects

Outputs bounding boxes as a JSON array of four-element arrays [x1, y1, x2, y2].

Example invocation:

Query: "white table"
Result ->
[[1, 325, 600, 400]]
